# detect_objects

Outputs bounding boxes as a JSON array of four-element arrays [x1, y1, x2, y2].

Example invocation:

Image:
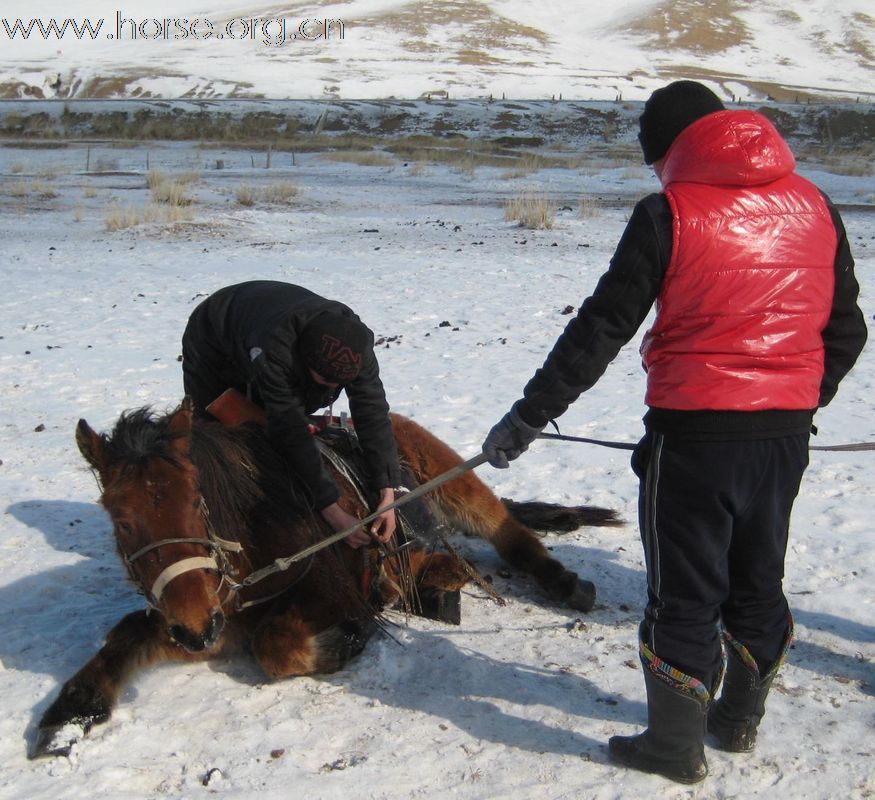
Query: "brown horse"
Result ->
[[32, 398, 620, 758]]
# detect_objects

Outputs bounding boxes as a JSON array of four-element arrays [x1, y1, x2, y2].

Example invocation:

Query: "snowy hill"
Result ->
[[1, 0, 874, 101]]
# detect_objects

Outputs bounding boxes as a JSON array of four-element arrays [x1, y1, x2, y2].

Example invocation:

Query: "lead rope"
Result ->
[[538, 428, 875, 452]]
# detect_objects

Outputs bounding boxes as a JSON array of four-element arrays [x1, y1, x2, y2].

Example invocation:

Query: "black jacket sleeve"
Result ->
[[818, 200, 868, 407], [346, 350, 401, 491], [517, 194, 671, 427]]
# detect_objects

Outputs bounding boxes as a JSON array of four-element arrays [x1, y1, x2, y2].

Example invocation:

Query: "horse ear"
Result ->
[[76, 419, 105, 472], [168, 398, 195, 456]]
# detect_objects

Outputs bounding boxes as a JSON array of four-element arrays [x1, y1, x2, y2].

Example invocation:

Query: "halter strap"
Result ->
[[151, 556, 220, 603], [125, 537, 220, 564]]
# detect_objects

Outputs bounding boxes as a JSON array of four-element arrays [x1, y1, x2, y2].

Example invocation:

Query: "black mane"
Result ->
[[103, 407, 300, 545], [102, 407, 181, 469]]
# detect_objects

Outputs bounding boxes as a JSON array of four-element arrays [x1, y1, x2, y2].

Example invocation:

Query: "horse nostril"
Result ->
[[169, 612, 224, 653], [206, 610, 225, 645], [169, 623, 208, 652], [169, 624, 200, 652]]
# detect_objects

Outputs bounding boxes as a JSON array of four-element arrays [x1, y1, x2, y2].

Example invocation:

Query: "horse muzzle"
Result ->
[[169, 609, 225, 653]]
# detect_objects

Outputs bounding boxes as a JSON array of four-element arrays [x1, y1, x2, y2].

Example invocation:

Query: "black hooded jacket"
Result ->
[[182, 281, 400, 509]]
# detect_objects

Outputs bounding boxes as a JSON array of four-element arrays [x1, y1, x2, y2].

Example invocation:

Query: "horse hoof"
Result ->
[[417, 588, 462, 625], [564, 579, 596, 613], [30, 721, 88, 759]]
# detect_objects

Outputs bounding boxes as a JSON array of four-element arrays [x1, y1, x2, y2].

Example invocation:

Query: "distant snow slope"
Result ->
[[1, 0, 873, 100]]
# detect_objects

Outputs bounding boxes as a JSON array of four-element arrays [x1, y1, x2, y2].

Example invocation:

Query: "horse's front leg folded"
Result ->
[[380, 549, 471, 625], [252, 607, 377, 680], [31, 609, 223, 759]]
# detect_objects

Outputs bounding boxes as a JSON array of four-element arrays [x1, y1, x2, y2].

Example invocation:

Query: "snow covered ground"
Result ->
[[0, 141, 873, 799]]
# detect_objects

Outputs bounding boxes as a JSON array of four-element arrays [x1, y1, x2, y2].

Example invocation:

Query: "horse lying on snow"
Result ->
[[32, 398, 621, 758]]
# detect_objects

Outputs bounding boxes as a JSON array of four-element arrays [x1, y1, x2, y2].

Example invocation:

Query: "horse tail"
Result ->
[[501, 498, 622, 533]]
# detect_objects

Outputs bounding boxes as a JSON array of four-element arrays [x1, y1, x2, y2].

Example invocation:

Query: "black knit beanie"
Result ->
[[638, 80, 726, 164], [299, 313, 371, 383]]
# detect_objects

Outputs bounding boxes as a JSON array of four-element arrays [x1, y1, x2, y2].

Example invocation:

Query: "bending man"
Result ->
[[182, 280, 400, 548]]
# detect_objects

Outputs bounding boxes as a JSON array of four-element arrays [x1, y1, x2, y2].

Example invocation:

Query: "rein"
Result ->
[[228, 452, 491, 593]]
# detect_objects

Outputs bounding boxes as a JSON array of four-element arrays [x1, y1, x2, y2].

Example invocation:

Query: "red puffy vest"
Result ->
[[641, 110, 837, 411]]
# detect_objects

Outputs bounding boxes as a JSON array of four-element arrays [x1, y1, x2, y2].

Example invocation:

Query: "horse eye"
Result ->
[[116, 521, 133, 536]]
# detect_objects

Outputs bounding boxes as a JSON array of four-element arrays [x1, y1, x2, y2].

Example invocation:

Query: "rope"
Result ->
[[538, 432, 875, 452], [538, 432, 635, 451], [809, 442, 875, 451]]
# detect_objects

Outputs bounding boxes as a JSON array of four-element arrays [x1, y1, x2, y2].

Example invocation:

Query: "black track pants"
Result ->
[[633, 432, 809, 688]]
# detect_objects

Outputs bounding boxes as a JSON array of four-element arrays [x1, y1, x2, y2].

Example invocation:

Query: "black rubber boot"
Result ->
[[609, 637, 711, 784], [708, 622, 793, 753]]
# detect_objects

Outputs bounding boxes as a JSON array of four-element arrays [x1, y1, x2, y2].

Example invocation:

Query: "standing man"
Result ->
[[482, 81, 867, 783], [182, 280, 400, 548]]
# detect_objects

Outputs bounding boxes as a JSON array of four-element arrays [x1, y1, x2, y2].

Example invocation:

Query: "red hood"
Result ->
[[661, 110, 796, 187]]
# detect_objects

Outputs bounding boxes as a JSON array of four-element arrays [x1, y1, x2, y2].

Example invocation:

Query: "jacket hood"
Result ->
[[660, 109, 796, 187]]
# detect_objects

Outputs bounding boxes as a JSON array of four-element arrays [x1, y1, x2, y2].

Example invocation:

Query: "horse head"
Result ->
[[76, 398, 226, 653]]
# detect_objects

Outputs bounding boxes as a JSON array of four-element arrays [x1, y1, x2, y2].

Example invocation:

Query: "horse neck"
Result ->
[[189, 422, 270, 550]]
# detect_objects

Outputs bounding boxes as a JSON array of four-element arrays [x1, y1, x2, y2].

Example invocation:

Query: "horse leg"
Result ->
[[379, 548, 471, 625], [435, 478, 596, 611], [32, 609, 239, 759], [251, 607, 376, 679], [390, 414, 596, 612]]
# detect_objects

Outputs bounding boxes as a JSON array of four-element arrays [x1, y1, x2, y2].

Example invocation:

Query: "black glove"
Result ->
[[482, 403, 545, 469]]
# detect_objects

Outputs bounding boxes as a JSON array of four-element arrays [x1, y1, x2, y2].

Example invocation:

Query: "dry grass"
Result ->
[[389, 138, 568, 173], [145, 169, 165, 189], [261, 181, 299, 204], [622, 0, 750, 54], [500, 154, 551, 179], [105, 202, 194, 231], [579, 195, 601, 219], [505, 193, 555, 229], [5, 181, 29, 197], [357, 0, 548, 51], [819, 151, 875, 176], [235, 181, 300, 206], [406, 163, 429, 177], [10, 162, 26, 174], [236, 185, 257, 207], [453, 153, 479, 177], [318, 150, 396, 167], [620, 166, 646, 181], [146, 168, 198, 187], [147, 171, 194, 206], [5, 179, 57, 199], [151, 180, 193, 206], [32, 184, 57, 200]]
